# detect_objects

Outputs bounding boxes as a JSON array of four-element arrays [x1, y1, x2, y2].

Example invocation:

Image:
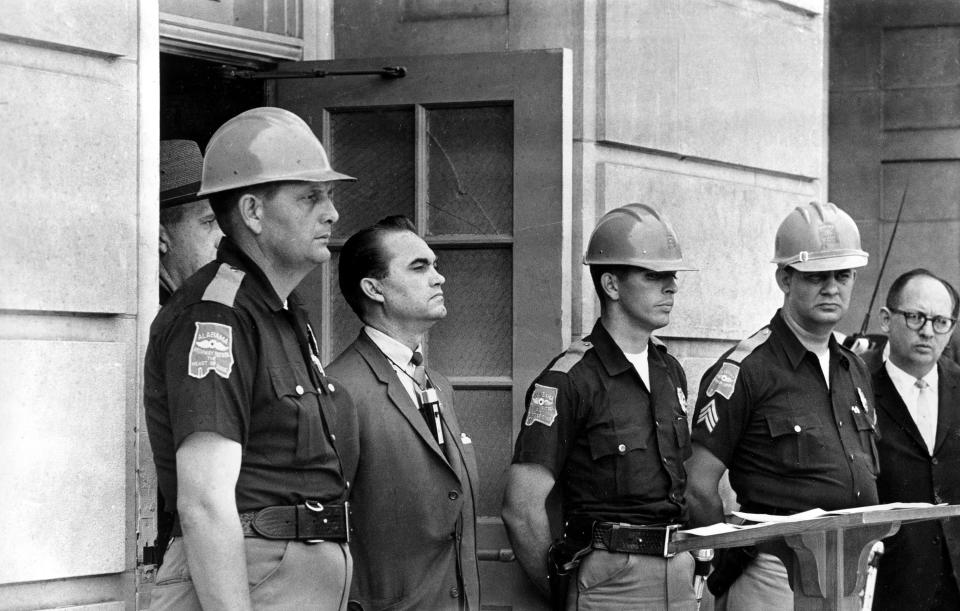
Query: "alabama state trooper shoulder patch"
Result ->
[[706, 362, 739, 400], [188, 322, 234, 379], [525, 383, 559, 427]]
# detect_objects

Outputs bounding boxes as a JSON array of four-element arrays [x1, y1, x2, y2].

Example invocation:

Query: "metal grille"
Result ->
[[426, 106, 514, 235], [428, 248, 512, 376], [329, 110, 415, 237]]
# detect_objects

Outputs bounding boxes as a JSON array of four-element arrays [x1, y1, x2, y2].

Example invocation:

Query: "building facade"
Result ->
[[1, 1, 841, 608]]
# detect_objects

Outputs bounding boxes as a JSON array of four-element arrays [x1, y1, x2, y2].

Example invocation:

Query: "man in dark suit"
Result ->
[[327, 215, 481, 610], [873, 268, 960, 610]]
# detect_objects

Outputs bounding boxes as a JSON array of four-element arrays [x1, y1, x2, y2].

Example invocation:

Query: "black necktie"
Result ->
[[410, 350, 427, 388]]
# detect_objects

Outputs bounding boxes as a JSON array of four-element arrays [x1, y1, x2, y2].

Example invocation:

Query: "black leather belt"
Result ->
[[239, 501, 349, 542], [565, 518, 679, 557], [592, 522, 679, 557]]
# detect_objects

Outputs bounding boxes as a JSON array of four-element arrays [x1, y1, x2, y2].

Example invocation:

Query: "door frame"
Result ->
[[158, 0, 332, 63]]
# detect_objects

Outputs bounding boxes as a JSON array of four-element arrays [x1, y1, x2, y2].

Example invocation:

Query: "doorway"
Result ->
[[139, 51, 265, 593], [151, 50, 568, 610], [161, 53, 264, 148]]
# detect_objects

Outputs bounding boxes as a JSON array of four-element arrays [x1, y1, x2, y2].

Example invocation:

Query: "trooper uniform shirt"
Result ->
[[144, 237, 347, 516], [513, 320, 691, 525], [692, 310, 879, 513]]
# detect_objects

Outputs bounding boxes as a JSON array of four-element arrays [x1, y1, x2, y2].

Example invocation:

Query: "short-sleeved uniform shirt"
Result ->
[[512, 320, 691, 525], [144, 237, 347, 515], [691, 310, 879, 512]]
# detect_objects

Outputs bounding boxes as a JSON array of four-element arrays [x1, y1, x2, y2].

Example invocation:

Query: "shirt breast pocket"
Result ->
[[764, 412, 823, 471], [588, 425, 647, 498], [268, 366, 323, 465]]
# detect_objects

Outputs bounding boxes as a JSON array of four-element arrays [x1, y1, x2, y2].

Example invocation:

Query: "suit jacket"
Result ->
[[873, 357, 960, 609], [328, 331, 481, 611]]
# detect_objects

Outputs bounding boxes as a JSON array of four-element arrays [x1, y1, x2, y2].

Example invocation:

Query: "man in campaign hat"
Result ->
[[158, 139, 222, 305]]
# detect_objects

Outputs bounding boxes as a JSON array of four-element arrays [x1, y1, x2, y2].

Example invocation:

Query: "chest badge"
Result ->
[[856, 387, 876, 426], [677, 387, 687, 413]]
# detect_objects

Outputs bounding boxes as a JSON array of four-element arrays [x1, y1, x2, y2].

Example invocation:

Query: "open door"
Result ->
[[272, 50, 570, 609]]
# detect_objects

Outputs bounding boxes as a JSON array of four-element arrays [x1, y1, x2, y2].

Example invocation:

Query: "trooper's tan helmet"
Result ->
[[772, 201, 868, 272], [583, 203, 696, 272], [198, 107, 355, 197]]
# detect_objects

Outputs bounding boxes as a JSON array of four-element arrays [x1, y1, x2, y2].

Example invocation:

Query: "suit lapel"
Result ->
[[354, 332, 452, 467], [874, 364, 928, 453], [430, 372, 464, 478], [934, 359, 960, 454]]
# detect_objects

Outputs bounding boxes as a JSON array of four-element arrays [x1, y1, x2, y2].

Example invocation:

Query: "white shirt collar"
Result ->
[[364, 326, 420, 369], [885, 357, 938, 393]]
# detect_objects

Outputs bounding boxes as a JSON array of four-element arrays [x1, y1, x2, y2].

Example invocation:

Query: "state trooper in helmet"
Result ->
[[685, 201, 879, 610], [502, 204, 698, 609], [144, 108, 356, 610]]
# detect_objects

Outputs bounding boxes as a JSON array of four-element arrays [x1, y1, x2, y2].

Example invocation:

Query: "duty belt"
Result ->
[[565, 518, 679, 557], [239, 501, 349, 543]]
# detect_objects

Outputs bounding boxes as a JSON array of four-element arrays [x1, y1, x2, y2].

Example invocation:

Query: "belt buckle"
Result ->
[[304, 500, 325, 544], [662, 524, 679, 557]]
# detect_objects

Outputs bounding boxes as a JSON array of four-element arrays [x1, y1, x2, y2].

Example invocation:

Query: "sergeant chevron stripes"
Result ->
[[697, 399, 718, 433]]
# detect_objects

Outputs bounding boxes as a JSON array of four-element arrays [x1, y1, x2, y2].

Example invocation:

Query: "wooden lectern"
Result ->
[[668, 505, 960, 610]]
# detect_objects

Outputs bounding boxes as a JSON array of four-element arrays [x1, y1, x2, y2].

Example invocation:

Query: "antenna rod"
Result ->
[[859, 176, 910, 336]]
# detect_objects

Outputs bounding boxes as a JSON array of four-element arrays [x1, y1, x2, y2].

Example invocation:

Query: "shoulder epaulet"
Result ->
[[550, 339, 592, 373], [727, 326, 772, 364], [703, 326, 771, 401], [201, 264, 245, 307]]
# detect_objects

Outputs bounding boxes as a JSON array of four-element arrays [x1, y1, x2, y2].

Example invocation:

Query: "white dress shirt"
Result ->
[[885, 358, 939, 454], [364, 326, 422, 407]]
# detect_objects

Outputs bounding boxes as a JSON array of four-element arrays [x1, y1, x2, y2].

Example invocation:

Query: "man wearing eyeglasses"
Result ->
[[871, 269, 960, 610], [686, 202, 879, 610]]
